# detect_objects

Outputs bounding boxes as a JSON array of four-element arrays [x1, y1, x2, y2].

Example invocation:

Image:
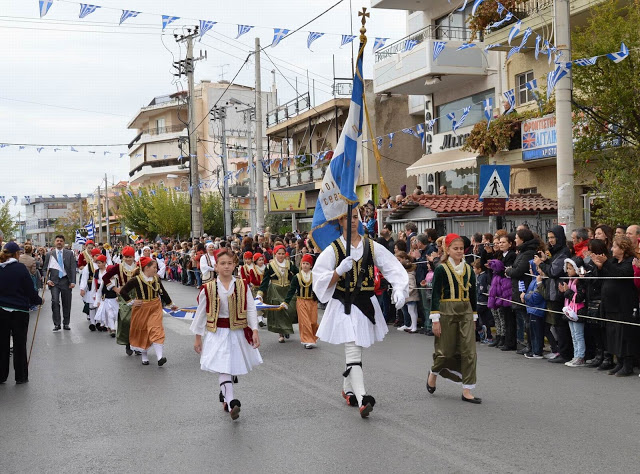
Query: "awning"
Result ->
[[406, 149, 478, 177]]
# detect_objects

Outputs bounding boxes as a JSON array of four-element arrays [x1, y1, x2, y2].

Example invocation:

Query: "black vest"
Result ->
[[330, 237, 376, 324]]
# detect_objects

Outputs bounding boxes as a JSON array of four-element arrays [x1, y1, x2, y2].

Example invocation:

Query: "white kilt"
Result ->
[[94, 298, 119, 330], [199, 328, 262, 376]]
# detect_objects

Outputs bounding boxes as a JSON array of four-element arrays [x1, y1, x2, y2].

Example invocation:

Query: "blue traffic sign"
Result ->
[[479, 165, 510, 201]]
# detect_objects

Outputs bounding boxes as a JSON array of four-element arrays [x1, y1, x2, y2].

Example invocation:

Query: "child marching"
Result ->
[[93, 255, 118, 338], [119, 257, 177, 366], [239, 251, 253, 286], [249, 253, 266, 327], [191, 248, 262, 421], [282, 254, 319, 349], [79, 248, 102, 331]]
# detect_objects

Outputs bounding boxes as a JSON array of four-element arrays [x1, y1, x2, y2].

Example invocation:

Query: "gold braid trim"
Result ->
[[206, 279, 248, 333]]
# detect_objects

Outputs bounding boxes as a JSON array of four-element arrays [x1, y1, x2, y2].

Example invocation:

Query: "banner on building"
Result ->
[[269, 191, 306, 213], [521, 115, 557, 161]]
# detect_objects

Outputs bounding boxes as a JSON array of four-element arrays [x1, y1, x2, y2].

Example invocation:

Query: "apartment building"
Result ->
[[21, 195, 86, 246]]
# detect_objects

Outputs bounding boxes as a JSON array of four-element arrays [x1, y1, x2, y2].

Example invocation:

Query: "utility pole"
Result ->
[[554, 0, 575, 230], [212, 106, 232, 237], [175, 27, 206, 238], [97, 185, 103, 242], [246, 109, 257, 235], [104, 174, 110, 244], [254, 37, 265, 232]]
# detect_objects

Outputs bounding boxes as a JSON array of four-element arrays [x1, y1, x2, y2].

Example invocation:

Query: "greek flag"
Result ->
[[607, 42, 629, 63], [49, 195, 55, 198], [471, 0, 485, 16], [574, 56, 598, 67], [74, 193, 81, 198], [307, 32, 324, 50], [75, 230, 86, 246], [341, 35, 356, 47], [120, 10, 140, 25], [0, 144, 8, 148], [0, 196, 4, 204], [272, 28, 290, 48], [373, 37, 388, 52], [416, 123, 425, 147], [403, 39, 418, 52], [85, 217, 95, 240], [457, 0, 470, 11], [150, 190, 156, 196], [426, 119, 437, 131], [508, 20, 521, 45], [489, 12, 512, 30], [37, 147, 44, 153], [497, 2, 506, 15], [376, 136, 383, 149], [402, 127, 417, 138], [547, 64, 570, 100], [24, 196, 31, 205], [388, 132, 395, 148], [70, 146, 78, 152], [12, 196, 18, 205], [39, 0, 54, 18], [79, 4, 100, 19], [534, 35, 541, 60], [457, 43, 476, 51], [525, 79, 539, 101], [119, 153, 126, 158], [162, 15, 180, 30], [484, 43, 502, 52], [310, 38, 364, 250], [199, 20, 217, 39], [19, 146, 25, 150], [504, 89, 516, 114], [483, 97, 493, 129], [433, 41, 447, 62], [454, 106, 471, 133], [236, 25, 254, 38]]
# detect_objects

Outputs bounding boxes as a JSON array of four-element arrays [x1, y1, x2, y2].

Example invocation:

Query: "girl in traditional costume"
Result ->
[[79, 248, 102, 331], [239, 251, 253, 287], [191, 248, 262, 421], [250, 253, 266, 327], [283, 254, 319, 349]]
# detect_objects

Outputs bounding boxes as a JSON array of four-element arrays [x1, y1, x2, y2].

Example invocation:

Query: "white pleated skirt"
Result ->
[[199, 328, 263, 376], [94, 298, 119, 330], [316, 295, 388, 348]]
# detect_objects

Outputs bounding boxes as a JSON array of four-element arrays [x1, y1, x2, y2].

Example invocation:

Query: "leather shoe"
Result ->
[[548, 356, 567, 364], [598, 360, 615, 371], [63, 325, 71, 330], [158, 357, 167, 367], [461, 394, 482, 404], [141, 361, 150, 366], [615, 368, 634, 377], [15, 379, 28, 384], [53, 326, 61, 331]]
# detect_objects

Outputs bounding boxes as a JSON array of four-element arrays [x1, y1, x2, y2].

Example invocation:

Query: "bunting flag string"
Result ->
[[236, 24, 254, 39], [162, 15, 180, 30], [307, 32, 324, 51], [119, 10, 140, 25], [433, 41, 447, 62], [373, 37, 389, 52], [272, 28, 290, 48], [341, 35, 356, 47], [199, 20, 217, 40], [39, 0, 53, 18], [79, 4, 100, 19]]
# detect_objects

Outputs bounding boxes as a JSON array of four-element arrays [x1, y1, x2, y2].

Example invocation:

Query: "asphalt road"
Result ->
[[1, 280, 639, 473]]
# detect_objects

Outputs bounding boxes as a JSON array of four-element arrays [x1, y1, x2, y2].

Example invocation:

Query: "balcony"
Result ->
[[269, 165, 326, 190], [374, 25, 487, 95], [142, 124, 186, 136], [371, 0, 430, 9]]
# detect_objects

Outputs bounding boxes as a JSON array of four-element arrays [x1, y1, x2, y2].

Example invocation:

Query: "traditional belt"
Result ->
[[215, 318, 254, 345], [297, 296, 315, 300]]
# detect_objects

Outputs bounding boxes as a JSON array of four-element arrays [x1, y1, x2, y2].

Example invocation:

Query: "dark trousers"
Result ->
[[545, 322, 558, 353], [503, 307, 517, 348], [529, 315, 545, 356], [50, 278, 72, 327], [548, 300, 573, 360], [515, 307, 529, 344], [0, 308, 30, 383], [477, 305, 494, 339]]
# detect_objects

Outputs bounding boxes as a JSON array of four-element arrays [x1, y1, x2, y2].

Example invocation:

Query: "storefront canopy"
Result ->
[[406, 150, 478, 177]]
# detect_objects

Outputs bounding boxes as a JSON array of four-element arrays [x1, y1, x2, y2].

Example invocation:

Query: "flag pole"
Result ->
[[28, 266, 50, 366], [345, 203, 353, 315]]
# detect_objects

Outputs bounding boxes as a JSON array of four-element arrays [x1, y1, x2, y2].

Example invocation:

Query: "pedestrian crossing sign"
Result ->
[[479, 165, 510, 201]]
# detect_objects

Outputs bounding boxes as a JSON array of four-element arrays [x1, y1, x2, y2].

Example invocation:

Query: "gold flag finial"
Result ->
[[358, 7, 369, 38]]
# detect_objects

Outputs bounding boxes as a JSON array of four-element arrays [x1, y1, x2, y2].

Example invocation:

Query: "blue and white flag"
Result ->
[[376, 136, 383, 149], [120, 10, 140, 24], [150, 190, 156, 196], [0, 144, 8, 148], [426, 118, 437, 131], [54, 147, 61, 152], [534, 35, 542, 60], [508, 27, 531, 58], [79, 4, 100, 19], [162, 15, 180, 30], [457, 0, 470, 11], [49, 195, 55, 199], [127, 190, 133, 197], [119, 153, 126, 158], [403, 39, 418, 52], [104, 151, 111, 156], [236, 24, 254, 38], [272, 28, 290, 48], [471, 0, 485, 16], [504, 89, 516, 114], [525, 79, 539, 101], [341, 35, 356, 47], [457, 43, 476, 51], [484, 43, 502, 52], [574, 56, 598, 67], [454, 106, 471, 133], [70, 146, 78, 152], [433, 41, 447, 61], [0, 196, 4, 204], [310, 40, 365, 250], [416, 123, 425, 147], [483, 97, 493, 129], [307, 32, 324, 51], [85, 216, 95, 240], [547, 63, 570, 99], [508, 20, 521, 45], [24, 196, 31, 205], [497, 2, 506, 16], [373, 37, 389, 52], [39, 0, 54, 18], [402, 127, 417, 138], [388, 132, 395, 148], [489, 12, 512, 30], [19, 146, 25, 150], [199, 20, 217, 39], [607, 42, 629, 63], [74, 193, 81, 198], [37, 147, 44, 153], [12, 196, 18, 205], [75, 230, 86, 246]]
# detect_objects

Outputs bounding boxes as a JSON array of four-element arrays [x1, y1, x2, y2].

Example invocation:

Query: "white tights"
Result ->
[[219, 373, 234, 403], [89, 308, 96, 325], [343, 342, 365, 407], [407, 303, 418, 331], [152, 343, 163, 359]]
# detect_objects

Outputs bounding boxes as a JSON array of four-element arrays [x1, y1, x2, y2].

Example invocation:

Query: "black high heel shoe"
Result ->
[[426, 371, 436, 394]]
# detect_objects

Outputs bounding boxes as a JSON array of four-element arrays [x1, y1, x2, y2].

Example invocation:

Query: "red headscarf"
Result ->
[[139, 256, 153, 268], [243, 251, 253, 261], [252, 253, 264, 262], [273, 245, 286, 255], [445, 233, 462, 248]]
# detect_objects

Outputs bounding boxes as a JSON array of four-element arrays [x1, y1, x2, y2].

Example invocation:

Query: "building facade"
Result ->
[[22, 195, 86, 246]]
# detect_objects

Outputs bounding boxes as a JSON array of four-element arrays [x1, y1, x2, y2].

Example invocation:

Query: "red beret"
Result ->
[[445, 233, 462, 248], [273, 245, 286, 255], [301, 254, 314, 266], [139, 256, 153, 268], [95, 255, 107, 263], [252, 253, 263, 262], [85, 240, 94, 246], [90, 248, 102, 256], [122, 246, 135, 257], [243, 251, 253, 261]]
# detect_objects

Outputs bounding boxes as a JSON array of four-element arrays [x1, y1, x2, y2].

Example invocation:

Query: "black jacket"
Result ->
[[506, 239, 539, 301], [538, 225, 571, 302], [0, 260, 43, 311], [600, 256, 637, 319]]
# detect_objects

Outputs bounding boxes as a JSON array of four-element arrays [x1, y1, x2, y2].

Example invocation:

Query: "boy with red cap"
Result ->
[[79, 248, 102, 331], [426, 233, 481, 404], [77, 240, 95, 270], [102, 246, 138, 355], [239, 251, 253, 287], [282, 254, 319, 349], [250, 253, 266, 327], [93, 255, 118, 338]]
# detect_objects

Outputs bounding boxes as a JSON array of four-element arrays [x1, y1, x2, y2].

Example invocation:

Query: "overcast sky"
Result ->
[[0, 0, 405, 216]]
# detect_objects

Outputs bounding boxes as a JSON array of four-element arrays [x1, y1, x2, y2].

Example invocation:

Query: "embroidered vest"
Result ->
[[204, 279, 248, 333], [135, 275, 162, 301], [118, 263, 136, 286], [86, 263, 95, 290], [439, 261, 472, 303], [268, 260, 292, 287], [296, 272, 314, 300], [201, 254, 215, 283]]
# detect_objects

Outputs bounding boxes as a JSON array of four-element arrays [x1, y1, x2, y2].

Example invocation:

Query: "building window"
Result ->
[[435, 4, 473, 41], [436, 167, 479, 195], [156, 117, 166, 134], [437, 89, 495, 134], [516, 71, 535, 105], [518, 187, 538, 194]]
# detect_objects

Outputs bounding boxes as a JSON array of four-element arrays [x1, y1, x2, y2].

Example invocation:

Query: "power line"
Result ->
[[0, 97, 131, 117], [0, 142, 129, 147]]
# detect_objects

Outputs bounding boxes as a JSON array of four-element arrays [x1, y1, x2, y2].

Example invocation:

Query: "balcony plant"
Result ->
[[467, 0, 528, 41]]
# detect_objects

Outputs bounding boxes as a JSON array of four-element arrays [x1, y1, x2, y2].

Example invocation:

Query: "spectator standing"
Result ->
[[572, 228, 590, 258], [498, 233, 517, 351], [19, 244, 37, 290], [523, 260, 547, 359]]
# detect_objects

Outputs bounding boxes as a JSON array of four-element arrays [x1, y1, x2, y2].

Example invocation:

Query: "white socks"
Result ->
[[344, 342, 365, 407], [89, 309, 96, 325], [141, 351, 149, 363], [152, 343, 163, 359], [408, 304, 418, 331], [258, 315, 264, 323], [219, 373, 234, 403]]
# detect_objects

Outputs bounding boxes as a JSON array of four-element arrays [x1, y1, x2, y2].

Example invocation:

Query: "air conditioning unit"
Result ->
[[229, 185, 249, 197]]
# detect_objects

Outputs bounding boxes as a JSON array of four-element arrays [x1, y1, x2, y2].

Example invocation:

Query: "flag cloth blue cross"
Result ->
[[373, 37, 388, 52], [307, 32, 324, 51], [39, 0, 54, 18], [504, 89, 516, 114], [388, 132, 395, 148], [75, 230, 86, 246], [489, 12, 512, 30], [376, 136, 383, 149], [310, 38, 365, 250], [508, 20, 521, 45], [162, 15, 180, 30], [272, 28, 290, 48], [79, 4, 100, 19], [454, 106, 471, 133], [416, 123, 425, 147], [236, 25, 254, 38], [85, 217, 95, 240], [471, 0, 485, 16], [199, 20, 217, 40], [483, 97, 493, 129], [403, 39, 418, 52], [0, 197, 5, 204], [120, 10, 140, 25], [457, 43, 476, 51], [341, 35, 356, 47], [606, 42, 629, 63], [574, 56, 598, 67], [433, 41, 447, 62]]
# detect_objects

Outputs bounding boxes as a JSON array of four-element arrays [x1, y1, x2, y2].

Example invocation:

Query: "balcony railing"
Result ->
[[486, 0, 554, 32], [143, 124, 185, 136], [269, 164, 326, 189], [375, 25, 477, 63]]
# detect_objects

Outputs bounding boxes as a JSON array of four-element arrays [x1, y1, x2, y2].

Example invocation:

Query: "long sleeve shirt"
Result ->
[[119, 274, 173, 306]]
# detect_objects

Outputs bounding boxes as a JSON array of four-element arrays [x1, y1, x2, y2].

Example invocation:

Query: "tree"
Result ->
[[0, 202, 17, 239], [116, 188, 154, 238], [264, 212, 292, 235], [53, 201, 89, 243], [147, 187, 190, 237], [572, 0, 640, 225], [202, 192, 224, 237]]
